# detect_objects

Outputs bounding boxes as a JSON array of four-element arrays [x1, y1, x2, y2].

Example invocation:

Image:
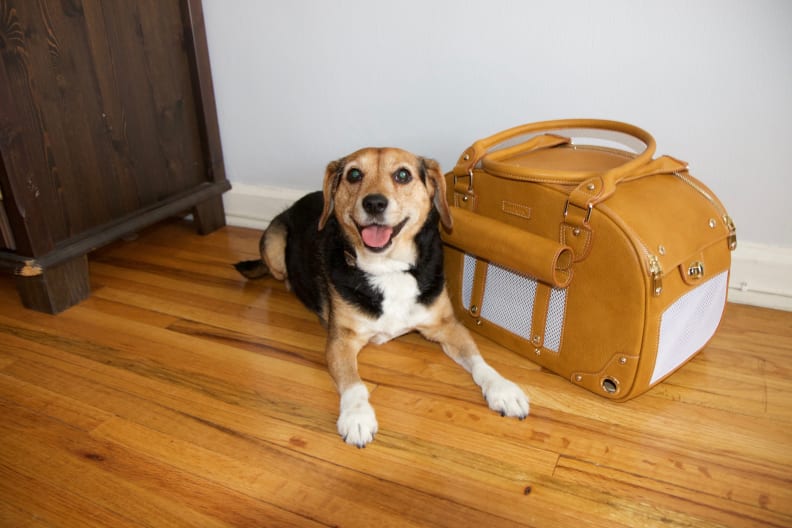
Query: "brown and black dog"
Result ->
[[236, 148, 529, 447]]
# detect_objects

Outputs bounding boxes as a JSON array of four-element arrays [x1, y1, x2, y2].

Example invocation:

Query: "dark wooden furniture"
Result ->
[[0, 0, 230, 313]]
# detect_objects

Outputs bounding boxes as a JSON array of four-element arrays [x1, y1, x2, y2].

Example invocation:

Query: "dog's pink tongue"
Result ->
[[361, 225, 393, 248]]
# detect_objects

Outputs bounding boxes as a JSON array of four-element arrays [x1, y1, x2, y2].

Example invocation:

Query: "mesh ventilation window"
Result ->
[[481, 263, 537, 340], [460, 255, 569, 352], [461, 254, 476, 309], [544, 287, 568, 352], [652, 271, 728, 384]]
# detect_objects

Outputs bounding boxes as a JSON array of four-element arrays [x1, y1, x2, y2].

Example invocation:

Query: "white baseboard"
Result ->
[[727, 243, 792, 311], [223, 184, 792, 312], [223, 183, 308, 230]]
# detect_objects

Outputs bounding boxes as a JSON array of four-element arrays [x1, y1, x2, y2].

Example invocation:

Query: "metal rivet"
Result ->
[[572, 227, 581, 236], [708, 218, 717, 228], [475, 319, 483, 326], [471, 305, 478, 315], [463, 154, 470, 161], [531, 335, 541, 346], [619, 357, 627, 365], [575, 374, 583, 382], [658, 245, 666, 255], [586, 183, 596, 191], [534, 348, 541, 356], [462, 195, 469, 202]]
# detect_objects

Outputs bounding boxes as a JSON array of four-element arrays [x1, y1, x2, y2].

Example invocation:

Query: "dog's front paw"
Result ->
[[337, 384, 378, 448], [483, 377, 530, 419], [472, 363, 530, 419]]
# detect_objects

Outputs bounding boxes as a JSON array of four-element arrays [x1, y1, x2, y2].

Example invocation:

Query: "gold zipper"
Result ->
[[674, 172, 737, 250], [723, 214, 737, 250], [599, 203, 664, 297], [648, 254, 663, 297]]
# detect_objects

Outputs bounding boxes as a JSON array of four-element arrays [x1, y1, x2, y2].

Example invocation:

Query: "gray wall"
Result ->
[[202, 0, 792, 248]]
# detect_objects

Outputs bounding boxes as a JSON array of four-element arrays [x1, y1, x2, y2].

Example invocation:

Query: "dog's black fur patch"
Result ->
[[248, 190, 446, 322], [409, 208, 446, 306]]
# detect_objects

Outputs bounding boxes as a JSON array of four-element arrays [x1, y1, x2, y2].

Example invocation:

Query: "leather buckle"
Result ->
[[453, 169, 475, 193], [563, 200, 593, 224]]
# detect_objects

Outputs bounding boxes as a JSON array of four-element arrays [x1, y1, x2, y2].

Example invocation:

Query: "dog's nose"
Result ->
[[362, 194, 388, 215]]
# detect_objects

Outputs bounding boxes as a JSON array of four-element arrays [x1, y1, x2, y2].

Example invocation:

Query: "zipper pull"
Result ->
[[649, 255, 663, 296], [723, 215, 737, 250]]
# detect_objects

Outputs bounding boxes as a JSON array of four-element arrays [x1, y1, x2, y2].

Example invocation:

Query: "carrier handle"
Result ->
[[452, 119, 657, 209], [442, 206, 574, 288]]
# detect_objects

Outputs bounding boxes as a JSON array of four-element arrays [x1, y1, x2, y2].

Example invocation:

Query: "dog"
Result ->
[[235, 147, 529, 447]]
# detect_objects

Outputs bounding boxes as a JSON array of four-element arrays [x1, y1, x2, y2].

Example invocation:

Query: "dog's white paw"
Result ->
[[483, 377, 530, 419], [337, 384, 378, 448], [472, 362, 530, 419]]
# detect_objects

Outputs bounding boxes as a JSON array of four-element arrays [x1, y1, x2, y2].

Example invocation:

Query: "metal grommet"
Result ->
[[601, 377, 620, 394]]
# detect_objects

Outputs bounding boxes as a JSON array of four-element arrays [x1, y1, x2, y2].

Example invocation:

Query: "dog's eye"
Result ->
[[346, 168, 363, 183], [394, 168, 412, 184]]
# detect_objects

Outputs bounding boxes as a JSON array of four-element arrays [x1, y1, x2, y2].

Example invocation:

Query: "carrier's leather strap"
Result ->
[[452, 133, 571, 179], [530, 283, 552, 351], [451, 119, 662, 210], [468, 260, 488, 320]]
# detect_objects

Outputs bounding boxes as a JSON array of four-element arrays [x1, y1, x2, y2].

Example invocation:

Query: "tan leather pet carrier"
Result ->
[[442, 119, 735, 400]]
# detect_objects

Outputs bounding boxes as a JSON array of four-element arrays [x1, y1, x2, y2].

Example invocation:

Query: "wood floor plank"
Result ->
[[552, 457, 785, 528], [0, 372, 113, 433], [0, 465, 142, 528], [92, 416, 528, 528], [0, 402, 232, 528]]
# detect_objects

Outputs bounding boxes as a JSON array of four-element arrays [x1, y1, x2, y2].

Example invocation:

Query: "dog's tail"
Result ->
[[234, 259, 270, 280]]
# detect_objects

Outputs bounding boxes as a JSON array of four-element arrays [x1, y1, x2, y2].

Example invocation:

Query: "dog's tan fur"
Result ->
[[240, 148, 529, 447]]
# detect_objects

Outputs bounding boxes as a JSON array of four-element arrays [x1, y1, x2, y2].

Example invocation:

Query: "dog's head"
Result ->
[[318, 148, 452, 257]]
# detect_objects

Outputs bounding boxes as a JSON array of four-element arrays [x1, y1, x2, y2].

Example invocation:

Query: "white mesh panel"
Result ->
[[480, 263, 537, 340], [461, 254, 476, 310], [544, 287, 568, 352], [652, 271, 728, 384]]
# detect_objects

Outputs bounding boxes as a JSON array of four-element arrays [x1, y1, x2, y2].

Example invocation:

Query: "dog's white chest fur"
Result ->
[[360, 265, 430, 344]]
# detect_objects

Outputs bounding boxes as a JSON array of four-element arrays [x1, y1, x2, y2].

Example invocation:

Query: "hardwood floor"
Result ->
[[1, 219, 790, 528]]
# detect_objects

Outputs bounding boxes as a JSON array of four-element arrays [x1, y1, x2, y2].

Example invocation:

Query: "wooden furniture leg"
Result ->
[[192, 195, 227, 235], [13, 255, 91, 314]]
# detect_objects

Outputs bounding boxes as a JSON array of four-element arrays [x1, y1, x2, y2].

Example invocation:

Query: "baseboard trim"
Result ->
[[727, 242, 792, 311], [223, 184, 792, 312], [223, 183, 307, 230]]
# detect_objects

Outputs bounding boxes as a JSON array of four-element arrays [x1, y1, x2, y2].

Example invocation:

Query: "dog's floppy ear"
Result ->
[[319, 157, 345, 230], [421, 158, 453, 230]]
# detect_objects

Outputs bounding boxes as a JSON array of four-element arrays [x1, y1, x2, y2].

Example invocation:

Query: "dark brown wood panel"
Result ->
[[0, 0, 209, 245], [0, 0, 228, 312], [0, 196, 13, 249]]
